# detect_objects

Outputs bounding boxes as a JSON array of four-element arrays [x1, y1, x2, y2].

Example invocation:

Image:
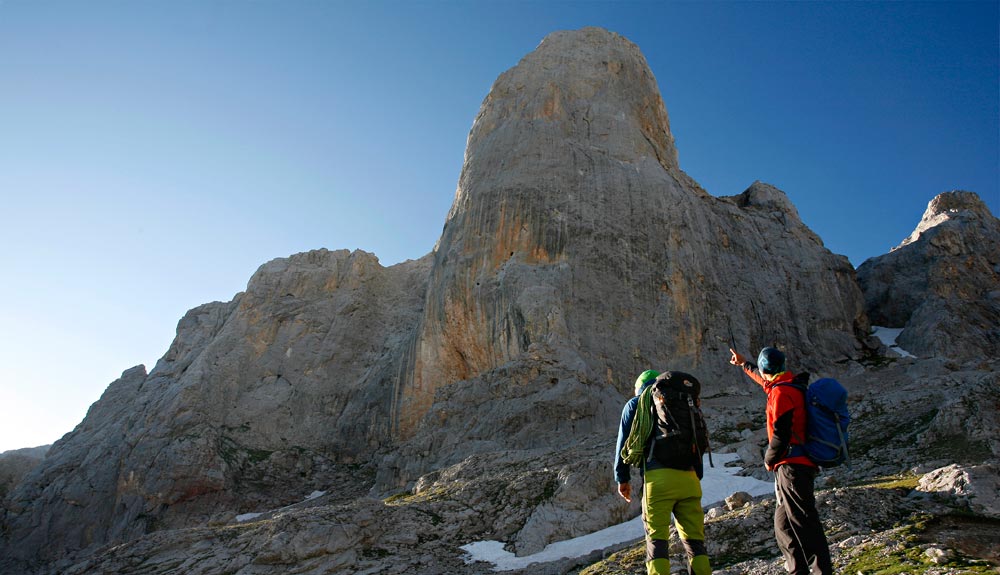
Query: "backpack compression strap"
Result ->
[[685, 394, 713, 469]]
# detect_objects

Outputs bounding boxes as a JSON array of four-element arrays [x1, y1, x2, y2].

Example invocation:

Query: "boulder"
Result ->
[[917, 463, 1000, 518]]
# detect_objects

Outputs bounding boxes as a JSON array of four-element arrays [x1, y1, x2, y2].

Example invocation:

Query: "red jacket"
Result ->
[[742, 364, 815, 469]]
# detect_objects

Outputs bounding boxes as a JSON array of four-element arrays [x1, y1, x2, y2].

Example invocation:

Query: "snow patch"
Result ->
[[233, 490, 328, 522], [460, 452, 772, 571], [872, 326, 916, 358]]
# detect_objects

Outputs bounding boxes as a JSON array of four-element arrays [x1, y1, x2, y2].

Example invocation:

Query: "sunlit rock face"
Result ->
[[398, 28, 867, 433], [857, 191, 1000, 363], [386, 27, 868, 486], [0, 249, 432, 567]]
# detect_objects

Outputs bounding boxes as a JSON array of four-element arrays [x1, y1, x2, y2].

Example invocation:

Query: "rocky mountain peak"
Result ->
[[857, 190, 1000, 362], [733, 181, 804, 227], [454, 27, 679, 215], [394, 26, 866, 468], [899, 190, 996, 249]]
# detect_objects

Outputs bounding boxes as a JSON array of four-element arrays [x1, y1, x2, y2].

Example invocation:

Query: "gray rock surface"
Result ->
[[857, 190, 1000, 363], [1, 249, 432, 568], [389, 26, 869, 488], [17, 353, 999, 575], [0, 446, 48, 500], [917, 463, 1000, 518]]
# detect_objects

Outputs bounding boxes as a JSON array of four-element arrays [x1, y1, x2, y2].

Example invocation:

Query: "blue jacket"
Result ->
[[614, 382, 656, 484]]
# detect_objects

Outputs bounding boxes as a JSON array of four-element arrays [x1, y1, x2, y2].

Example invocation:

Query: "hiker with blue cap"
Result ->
[[729, 347, 833, 575]]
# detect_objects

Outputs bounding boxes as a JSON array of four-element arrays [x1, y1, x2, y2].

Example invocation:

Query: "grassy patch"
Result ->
[[842, 512, 1000, 573], [245, 447, 273, 463], [216, 436, 273, 467], [843, 541, 996, 574], [384, 485, 452, 506], [578, 544, 645, 575], [849, 472, 920, 491]]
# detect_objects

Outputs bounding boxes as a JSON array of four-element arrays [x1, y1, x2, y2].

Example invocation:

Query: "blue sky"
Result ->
[[1, 1, 997, 452]]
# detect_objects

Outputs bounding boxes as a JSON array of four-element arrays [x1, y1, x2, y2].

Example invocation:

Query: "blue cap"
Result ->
[[758, 347, 786, 375]]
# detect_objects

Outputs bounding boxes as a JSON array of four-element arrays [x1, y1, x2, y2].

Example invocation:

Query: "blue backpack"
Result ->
[[781, 377, 851, 468]]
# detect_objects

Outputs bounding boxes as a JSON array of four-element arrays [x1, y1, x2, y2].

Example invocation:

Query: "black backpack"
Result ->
[[649, 371, 712, 478]]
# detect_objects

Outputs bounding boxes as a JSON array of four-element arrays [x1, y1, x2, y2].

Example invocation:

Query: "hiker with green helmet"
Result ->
[[614, 369, 711, 575], [729, 346, 832, 575]]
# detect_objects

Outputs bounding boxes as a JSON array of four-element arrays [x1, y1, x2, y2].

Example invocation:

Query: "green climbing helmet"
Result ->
[[634, 369, 660, 393]]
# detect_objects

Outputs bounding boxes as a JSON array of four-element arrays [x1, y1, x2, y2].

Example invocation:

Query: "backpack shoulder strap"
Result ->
[[774, 382, 807, 394]]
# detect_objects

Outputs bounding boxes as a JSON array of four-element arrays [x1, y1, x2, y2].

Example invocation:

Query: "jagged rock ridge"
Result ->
[[1, 249, 432, 568], [857, 191, 1000, 363]]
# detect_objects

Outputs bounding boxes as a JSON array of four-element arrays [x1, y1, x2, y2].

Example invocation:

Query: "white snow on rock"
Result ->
[[872, 326, 916, 358], [460, 452, 773, 571], [233, 490, 328, 522]]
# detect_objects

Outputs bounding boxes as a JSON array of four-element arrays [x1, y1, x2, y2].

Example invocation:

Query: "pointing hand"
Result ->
[[729, 348, 746, 366]]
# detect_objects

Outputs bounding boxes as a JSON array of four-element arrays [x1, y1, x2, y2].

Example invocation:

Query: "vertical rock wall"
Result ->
[[394, 28, 867, 446]]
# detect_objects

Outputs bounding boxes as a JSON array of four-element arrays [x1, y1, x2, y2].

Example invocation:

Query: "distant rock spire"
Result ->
[[857, 190, 1000, 361], [451, 27, 680, 218], [898, 190, 996, 249]]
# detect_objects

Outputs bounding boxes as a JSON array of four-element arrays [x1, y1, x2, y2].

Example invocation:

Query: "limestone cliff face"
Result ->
[[857, 191, 1000, 362], [1, 249, 431, 566], [396, 28, 867, 444]]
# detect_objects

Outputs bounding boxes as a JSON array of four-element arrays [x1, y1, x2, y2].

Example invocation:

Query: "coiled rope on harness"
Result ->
[[620, 386, 654, 467]]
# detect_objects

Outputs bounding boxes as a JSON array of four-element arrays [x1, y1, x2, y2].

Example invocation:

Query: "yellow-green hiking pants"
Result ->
[[642, 467, 711, 575]]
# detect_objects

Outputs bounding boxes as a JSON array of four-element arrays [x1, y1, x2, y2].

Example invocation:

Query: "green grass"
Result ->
[[842, 511, 999, 574], [384, 485, 452, 506], [578, 544, 645, 575], [842, 542, 996, 574], [849, 472, 920, 490]]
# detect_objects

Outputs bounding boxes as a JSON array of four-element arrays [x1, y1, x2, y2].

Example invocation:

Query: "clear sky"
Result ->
[[1, 1, 997, 453]]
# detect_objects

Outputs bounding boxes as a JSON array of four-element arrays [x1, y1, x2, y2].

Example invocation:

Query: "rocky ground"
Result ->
[[16, 356, 996, 575], [579, 472, 1000, 575], [578, 354, 1000, 575]]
